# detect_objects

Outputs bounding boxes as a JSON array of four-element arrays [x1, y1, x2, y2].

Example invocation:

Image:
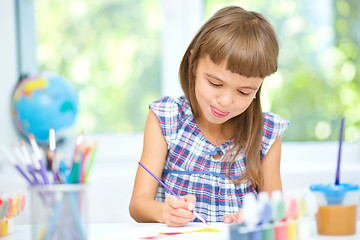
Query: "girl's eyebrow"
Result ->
[[205, 73, 259, 91], [205, 73, 223, 82]]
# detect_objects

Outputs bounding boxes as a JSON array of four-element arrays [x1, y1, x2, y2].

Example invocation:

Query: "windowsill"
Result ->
[[64, 132, 360, 164]]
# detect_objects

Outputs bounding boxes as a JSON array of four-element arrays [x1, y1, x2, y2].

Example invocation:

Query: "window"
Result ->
[[17, 0, 203, 136], [17, 0, 360, 141], [31, 0, 161, 133], [206, 0, 360, 141]]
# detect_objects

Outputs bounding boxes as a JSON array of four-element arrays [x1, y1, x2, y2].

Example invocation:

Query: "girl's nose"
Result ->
[[217, 93, 232, 107]]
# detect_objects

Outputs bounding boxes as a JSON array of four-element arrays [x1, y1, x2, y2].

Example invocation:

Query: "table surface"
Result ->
[[1, 222, 360, 240]]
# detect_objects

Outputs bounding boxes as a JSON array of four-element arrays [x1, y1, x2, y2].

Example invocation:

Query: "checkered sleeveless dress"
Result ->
[[150, 96, 289, 222]]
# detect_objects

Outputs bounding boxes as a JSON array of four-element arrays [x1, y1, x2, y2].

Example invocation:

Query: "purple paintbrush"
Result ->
[[29, 133, 50, 184], [335, 117, 345, 185]]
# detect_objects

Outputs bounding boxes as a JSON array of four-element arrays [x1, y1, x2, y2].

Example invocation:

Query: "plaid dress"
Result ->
[[149, 96, 289, 222]]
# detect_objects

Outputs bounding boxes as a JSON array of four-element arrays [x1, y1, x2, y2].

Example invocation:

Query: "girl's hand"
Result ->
[[223, 210, 243, 224], [163, 194, 196, 227]]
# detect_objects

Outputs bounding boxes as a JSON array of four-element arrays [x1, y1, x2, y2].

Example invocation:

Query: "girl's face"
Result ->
[[194, 55, 263, 125]]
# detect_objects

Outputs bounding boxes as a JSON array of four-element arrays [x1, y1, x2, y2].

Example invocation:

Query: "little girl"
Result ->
[[129, 5, 289, 227]]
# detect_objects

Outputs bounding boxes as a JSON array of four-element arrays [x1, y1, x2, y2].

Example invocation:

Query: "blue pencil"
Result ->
[[138, 162, 209, 225]]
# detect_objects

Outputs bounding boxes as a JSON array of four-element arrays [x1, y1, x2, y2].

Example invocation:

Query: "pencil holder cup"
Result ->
[[29, 184, 88, 240]]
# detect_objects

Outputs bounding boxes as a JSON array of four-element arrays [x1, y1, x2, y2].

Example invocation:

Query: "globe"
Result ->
[[11, 72, 79, 145]]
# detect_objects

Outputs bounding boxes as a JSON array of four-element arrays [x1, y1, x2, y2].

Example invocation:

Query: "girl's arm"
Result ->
[[129, 110, 195, 226], [258, 135, 283, 193], [129, 110, 168, 223]]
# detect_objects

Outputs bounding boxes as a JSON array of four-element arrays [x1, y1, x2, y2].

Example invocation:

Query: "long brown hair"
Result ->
[[179, 6, 279, 187]]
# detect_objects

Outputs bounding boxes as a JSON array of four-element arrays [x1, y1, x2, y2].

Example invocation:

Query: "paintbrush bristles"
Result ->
[[49, 128, 56, 151], [28, 133, 42, 159]]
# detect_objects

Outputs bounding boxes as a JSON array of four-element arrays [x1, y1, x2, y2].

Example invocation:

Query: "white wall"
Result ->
[[0, 0, 19, 156]]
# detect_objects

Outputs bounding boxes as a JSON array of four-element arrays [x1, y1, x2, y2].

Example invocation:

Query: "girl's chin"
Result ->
[[206, 114, 229, 125]]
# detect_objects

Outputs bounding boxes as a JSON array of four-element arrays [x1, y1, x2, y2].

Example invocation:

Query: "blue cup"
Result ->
[[310, 183, 359, 205], [310, 183, 359, 235]]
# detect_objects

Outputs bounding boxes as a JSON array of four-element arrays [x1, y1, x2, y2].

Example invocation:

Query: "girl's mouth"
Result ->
[[210, 106, 229, 118]]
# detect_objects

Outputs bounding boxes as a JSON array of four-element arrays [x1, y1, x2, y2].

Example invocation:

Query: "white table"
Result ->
[[1, 222, 360, 240]]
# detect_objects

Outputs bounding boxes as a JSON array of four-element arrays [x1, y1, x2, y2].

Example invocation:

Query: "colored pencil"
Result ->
[[84, 144, 97, 183]]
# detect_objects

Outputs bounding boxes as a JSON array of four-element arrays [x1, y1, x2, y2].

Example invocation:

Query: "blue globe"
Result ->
[[11, 72, 79, 145]]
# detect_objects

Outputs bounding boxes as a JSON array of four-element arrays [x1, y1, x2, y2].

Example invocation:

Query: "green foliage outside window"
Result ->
[[35, 0, 359, 141], [35, 0, 161, 133], [206, 0, 360, 141]]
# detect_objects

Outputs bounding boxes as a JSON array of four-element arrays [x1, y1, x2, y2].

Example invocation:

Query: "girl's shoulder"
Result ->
[[150, 95, 187, 106], [149, 96, 192, 144], [149, 96, 191, 118], [262, 112, 290, 129], [260, 112, 289, 159]]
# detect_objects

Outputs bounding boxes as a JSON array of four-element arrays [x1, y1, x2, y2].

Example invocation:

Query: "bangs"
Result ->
[[200, 13, 278, 78]]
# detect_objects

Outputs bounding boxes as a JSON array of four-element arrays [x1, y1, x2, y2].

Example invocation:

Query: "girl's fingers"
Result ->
[[171, 206, 194, 219], [235, 210, 243, 223], [167, 194, 196, 211], [223, 210, 243, 224], [163, 209, 193, 226], [223, 213, 236, 224], [182, 194, 196, 211], [163, 195, 195, 226], [182, 194, 196, 204]]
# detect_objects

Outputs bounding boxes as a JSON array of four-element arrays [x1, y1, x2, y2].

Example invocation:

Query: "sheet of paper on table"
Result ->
[[95, 222, 229, 240]]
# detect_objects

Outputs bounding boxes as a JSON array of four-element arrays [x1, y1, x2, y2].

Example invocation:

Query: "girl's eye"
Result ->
[[209, 81, 221, 87], [238, 90, 250, 96]]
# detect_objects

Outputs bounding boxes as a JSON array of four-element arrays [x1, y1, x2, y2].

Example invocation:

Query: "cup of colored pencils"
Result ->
[[0, 129, 97, 240]]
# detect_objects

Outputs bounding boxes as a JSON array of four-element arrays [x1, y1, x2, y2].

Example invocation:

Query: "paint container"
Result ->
[[310, 183, 359, 235], [0, 221, 8, 236], [297, 217, 311, 239], [249, 228, 262, 240], [297, 190, 318, 239], [274, 221, 287, 240], [229, 223, 251, 240], [286, 219, 298, 239], [230, 221, 294, 240], [262, 223, 275, 240], [230, 223, 267, 240]]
